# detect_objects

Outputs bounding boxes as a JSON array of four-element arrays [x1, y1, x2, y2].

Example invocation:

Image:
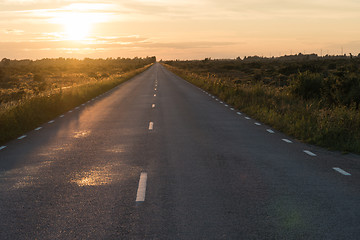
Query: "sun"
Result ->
[[49, 3, 112, 41], [62, 13, 92, 41]]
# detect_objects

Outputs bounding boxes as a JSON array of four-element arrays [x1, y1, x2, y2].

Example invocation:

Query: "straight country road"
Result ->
[[0, 63, 359, 239]]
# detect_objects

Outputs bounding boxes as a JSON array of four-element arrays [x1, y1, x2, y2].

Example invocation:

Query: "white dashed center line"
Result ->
[[267, 129, 275, 133], [68, 110, 73, 113], [333, 167, 351, 176], [255, 122, 261, 126], [60, 115, 64, 118], [220, 101, 223, 104], [149, 122, 154, 130], [136, 172, 148, 203], [245, 117, 251, 120], [154, 94, 156, 97], [224, 104, 229, 107], [303, 150, 317, 156], [216, 99, 219, 101], [0, 146, 6, 151], [152, 104, 155, 108], [282, 139, 293, 143], [230, 108, 235, 111], [17, 135, 27, 140], [48, 120, 55, 124], [236, 112, 242, 115], [35, 127, 42, 131]]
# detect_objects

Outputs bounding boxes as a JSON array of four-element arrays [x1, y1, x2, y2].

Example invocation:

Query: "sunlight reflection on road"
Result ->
[[72, 165, 113, 187]]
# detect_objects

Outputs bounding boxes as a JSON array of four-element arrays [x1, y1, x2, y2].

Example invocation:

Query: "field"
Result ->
[[0, 57, 156, 144], [163, 55, 360, 154]]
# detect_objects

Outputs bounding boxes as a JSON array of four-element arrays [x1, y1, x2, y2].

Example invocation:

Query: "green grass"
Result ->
[[163, 63, 360, 154], [0, 64, 152, 144]]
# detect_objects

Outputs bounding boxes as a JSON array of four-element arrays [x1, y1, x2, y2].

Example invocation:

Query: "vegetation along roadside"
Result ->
[[162, 55, 360, 154], [0, 56, 156, 144]]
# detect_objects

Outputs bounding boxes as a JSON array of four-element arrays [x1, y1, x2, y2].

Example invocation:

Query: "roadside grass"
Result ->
[[162, 63, 360, 154], [0, 64, 152, 144]]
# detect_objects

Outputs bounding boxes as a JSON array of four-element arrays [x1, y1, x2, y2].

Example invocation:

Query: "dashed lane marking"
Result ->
[[154, 94, 156, 97], [267, 129, 275, 133], [0, 146, 6, 151], [68, 110, 73, 113], [220, 101, 223, 104], [245, 117, 251, 120], [255, 122, 261, 126], [333, 167, 351, 176], [230, 108, 235, 111], [149, 122, 154, 130], [224, 104, 229, 107], [304, 150, 317, 156], [48, 120, 55, 124], [136, 172, 148, 203], [282, 139, 293, 143], [35, 127, 42, 131], [152, 104, 155, 108], [60, 115, 65, 118], [17, 135, 27, 140], [237, 112, 242, 115]]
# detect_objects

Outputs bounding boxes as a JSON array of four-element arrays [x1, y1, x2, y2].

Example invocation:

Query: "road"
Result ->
[[0, 63, 359, 239]]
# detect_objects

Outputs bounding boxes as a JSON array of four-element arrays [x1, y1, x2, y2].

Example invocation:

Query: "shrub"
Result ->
[[291, 71, 323, 99]]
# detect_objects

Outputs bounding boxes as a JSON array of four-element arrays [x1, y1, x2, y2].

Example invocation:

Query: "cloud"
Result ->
[[3, 29, 25, 35], [137, 41, 238, 49]]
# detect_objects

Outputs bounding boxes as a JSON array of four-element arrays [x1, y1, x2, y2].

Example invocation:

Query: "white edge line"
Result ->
[[17, 135, 27, 140], [303, 150, 317, 156], [0, 146, 6, 150], [136, 172, 148, 202], [333, 167, 351, 176]]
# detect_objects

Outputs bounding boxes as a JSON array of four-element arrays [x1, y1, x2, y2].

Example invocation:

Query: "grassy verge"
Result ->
[[0, 64, 152, 144], [162, 63, 360, 154]]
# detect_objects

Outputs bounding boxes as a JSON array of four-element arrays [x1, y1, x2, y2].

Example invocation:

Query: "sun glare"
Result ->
[[49, 3, 112, 41], [63, 13, 92, 40]]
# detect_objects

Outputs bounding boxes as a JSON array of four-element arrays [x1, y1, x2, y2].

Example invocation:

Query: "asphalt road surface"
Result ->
[[0, 63, 359, 239]]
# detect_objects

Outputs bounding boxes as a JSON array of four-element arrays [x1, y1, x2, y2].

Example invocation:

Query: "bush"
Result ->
[[291, 71, 323, 99]]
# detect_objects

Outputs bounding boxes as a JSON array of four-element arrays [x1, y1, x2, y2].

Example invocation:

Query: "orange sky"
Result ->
[[1, 0, 360, 60]]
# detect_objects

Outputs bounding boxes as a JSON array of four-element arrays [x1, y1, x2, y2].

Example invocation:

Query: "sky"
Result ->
[[1, 0, 360, 60]]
